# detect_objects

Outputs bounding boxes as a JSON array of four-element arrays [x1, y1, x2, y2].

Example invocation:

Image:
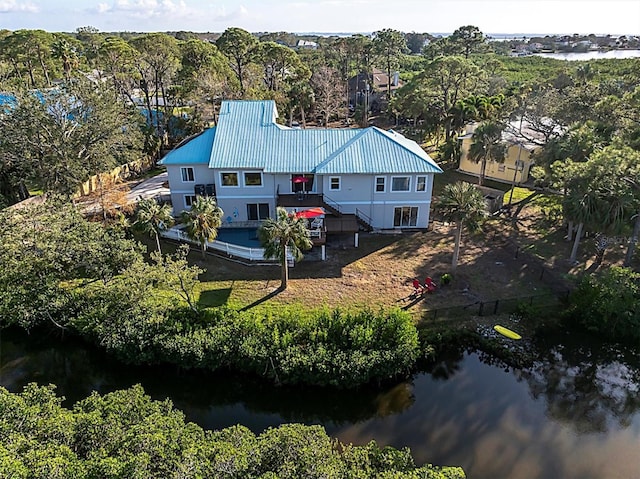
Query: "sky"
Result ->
[[1, 0, 639, 36]]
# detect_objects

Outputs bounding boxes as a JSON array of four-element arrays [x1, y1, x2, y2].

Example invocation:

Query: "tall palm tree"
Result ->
[[258, 207, 312, 290], [51, 38, 79, 81], [435, 182, 488, 271], [468, 121, 507, 186], [133, 198, 174, 254], [181, 196, 223, 259]]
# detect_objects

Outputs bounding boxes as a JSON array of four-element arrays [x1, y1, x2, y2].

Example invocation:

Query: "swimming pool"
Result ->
[[215, 227, 262, 248]]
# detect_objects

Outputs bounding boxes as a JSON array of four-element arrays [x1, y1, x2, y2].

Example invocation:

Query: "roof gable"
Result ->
[[159, 128, 216, 165]]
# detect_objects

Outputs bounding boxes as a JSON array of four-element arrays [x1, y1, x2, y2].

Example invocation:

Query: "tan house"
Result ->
[[458, 120, 542, 185]]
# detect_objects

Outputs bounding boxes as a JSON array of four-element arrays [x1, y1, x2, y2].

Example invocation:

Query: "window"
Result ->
[[184, 195, 197, 208], [181, 167, 194, 182], [393, 206, 418, 227], [220, 172, 239, 186], [391, 176, 410, 191], [244, 172, 262, 186], [416, 176, 427, 192], [247, 203, 270, 221], [330, 177, 341, 191], [375, 177, 385, 192]]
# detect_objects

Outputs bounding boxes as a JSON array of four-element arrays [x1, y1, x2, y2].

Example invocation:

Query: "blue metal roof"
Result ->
[[206, 100, 441, 174], [159, 128, 216, 165], [0, 93, 17, 112]]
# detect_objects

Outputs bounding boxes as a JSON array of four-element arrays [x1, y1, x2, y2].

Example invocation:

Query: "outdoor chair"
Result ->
[[424, 277, 437, 293]]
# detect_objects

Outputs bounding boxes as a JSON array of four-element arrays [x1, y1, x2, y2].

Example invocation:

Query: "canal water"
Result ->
[[2, 329, 640, 479]]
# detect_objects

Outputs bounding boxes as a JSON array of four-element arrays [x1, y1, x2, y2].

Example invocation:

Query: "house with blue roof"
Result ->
[[160, 100, 442, 232]]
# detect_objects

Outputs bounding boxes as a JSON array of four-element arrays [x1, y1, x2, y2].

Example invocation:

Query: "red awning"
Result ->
[[292, 176, 310, 183], [295, 207, 325, 219]]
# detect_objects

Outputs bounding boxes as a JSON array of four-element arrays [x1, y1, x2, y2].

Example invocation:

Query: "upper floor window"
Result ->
[[375, 177, 385, 192], [391, 176, 410, 191], [416, 176, 427, 192], [244, 172, 263, 186], [330, 177, 341, 191], [181, 167, 194, 182], [221, 172, 239, 186]]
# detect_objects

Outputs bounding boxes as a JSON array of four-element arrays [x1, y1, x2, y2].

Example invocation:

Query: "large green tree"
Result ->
[[435, 181, 488, 270], [180, 195, 223, 259], [405, 56, 484, 142], [372, 28, 408, 102], [0, 79, 145, 198], [256, 41, 304, 92], [178, 39, 237, 122], [129, 33, 181, 141], [0, 201, 142, 329], [561, 145, 639, 264], [0, 29, 55, 88], [216, 27, 258, 97], [258, 207, 312, 290], [450, 25, 486, 58]]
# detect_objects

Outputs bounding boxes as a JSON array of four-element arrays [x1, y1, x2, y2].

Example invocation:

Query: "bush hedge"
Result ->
[[72, 288, 420, 388]]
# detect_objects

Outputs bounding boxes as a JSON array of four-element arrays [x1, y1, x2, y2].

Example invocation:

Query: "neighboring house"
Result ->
[[296, 39, 318, 49], [348, 69, 402, 112], [458, 120, 543, 185], [160, 100, 442, 232]]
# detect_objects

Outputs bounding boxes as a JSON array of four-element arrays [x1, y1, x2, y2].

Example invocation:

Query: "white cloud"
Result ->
[[0, 0, 39, 13], [210, 4, 248, 22], [95, 0, 191, 18]]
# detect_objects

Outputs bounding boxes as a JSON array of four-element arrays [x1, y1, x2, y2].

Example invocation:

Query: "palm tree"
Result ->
[[258, 207, 313, 290], [133, 198, 174, 254], [181, 196, 224, 259], [468, 121, 507, 186], [435, 182, 488, 271], [51, 38, 79, 81]]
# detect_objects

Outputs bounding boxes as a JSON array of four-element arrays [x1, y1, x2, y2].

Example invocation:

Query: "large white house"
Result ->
[[160, 100, 442, 232]]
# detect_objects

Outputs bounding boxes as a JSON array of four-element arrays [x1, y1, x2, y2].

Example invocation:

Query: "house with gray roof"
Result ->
[[160, 100, 442, 233]]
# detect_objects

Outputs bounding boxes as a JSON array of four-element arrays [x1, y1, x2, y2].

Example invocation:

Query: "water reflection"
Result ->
[[525, 331, 640, 434], [4, 328, 640, 478], [0, 329, 415, 428]]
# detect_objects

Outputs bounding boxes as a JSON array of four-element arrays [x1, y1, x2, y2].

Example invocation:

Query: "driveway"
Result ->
[[127, 172, 170, 204]]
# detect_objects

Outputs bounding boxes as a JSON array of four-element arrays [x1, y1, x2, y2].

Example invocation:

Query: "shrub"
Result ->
[[567, 266, 640, 344], [73, 298, 420, 388], [0, 384, 466, 479]]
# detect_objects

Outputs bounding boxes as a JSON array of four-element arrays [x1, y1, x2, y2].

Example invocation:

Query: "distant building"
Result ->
[[296, 39, 318, 49], [457, 120, 546, 185]]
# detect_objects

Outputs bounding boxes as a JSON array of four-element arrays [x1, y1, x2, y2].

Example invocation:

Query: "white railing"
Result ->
[[160, 227, 269, 262]]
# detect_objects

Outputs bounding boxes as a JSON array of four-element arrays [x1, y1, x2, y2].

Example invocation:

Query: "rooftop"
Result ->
[[207, 100, 441, 175]]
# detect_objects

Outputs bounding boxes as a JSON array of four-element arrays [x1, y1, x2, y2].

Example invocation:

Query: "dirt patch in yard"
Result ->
[[188, 216, 573, 318]]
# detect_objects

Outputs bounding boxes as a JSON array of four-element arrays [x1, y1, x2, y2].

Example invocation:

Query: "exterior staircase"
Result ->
[[355, 208, 374, 232], [321, 195, 342, 217]]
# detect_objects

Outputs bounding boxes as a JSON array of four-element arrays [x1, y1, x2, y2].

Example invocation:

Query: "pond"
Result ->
[[2, 329, 640, 479]]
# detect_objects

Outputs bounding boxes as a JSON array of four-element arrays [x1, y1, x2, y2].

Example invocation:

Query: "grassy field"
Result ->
[[149, 220, 560, 321]]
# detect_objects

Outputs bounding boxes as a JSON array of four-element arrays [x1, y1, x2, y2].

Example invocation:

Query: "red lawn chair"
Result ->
[[412, 278, 424, 295], [424, 277, 437, 293]]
